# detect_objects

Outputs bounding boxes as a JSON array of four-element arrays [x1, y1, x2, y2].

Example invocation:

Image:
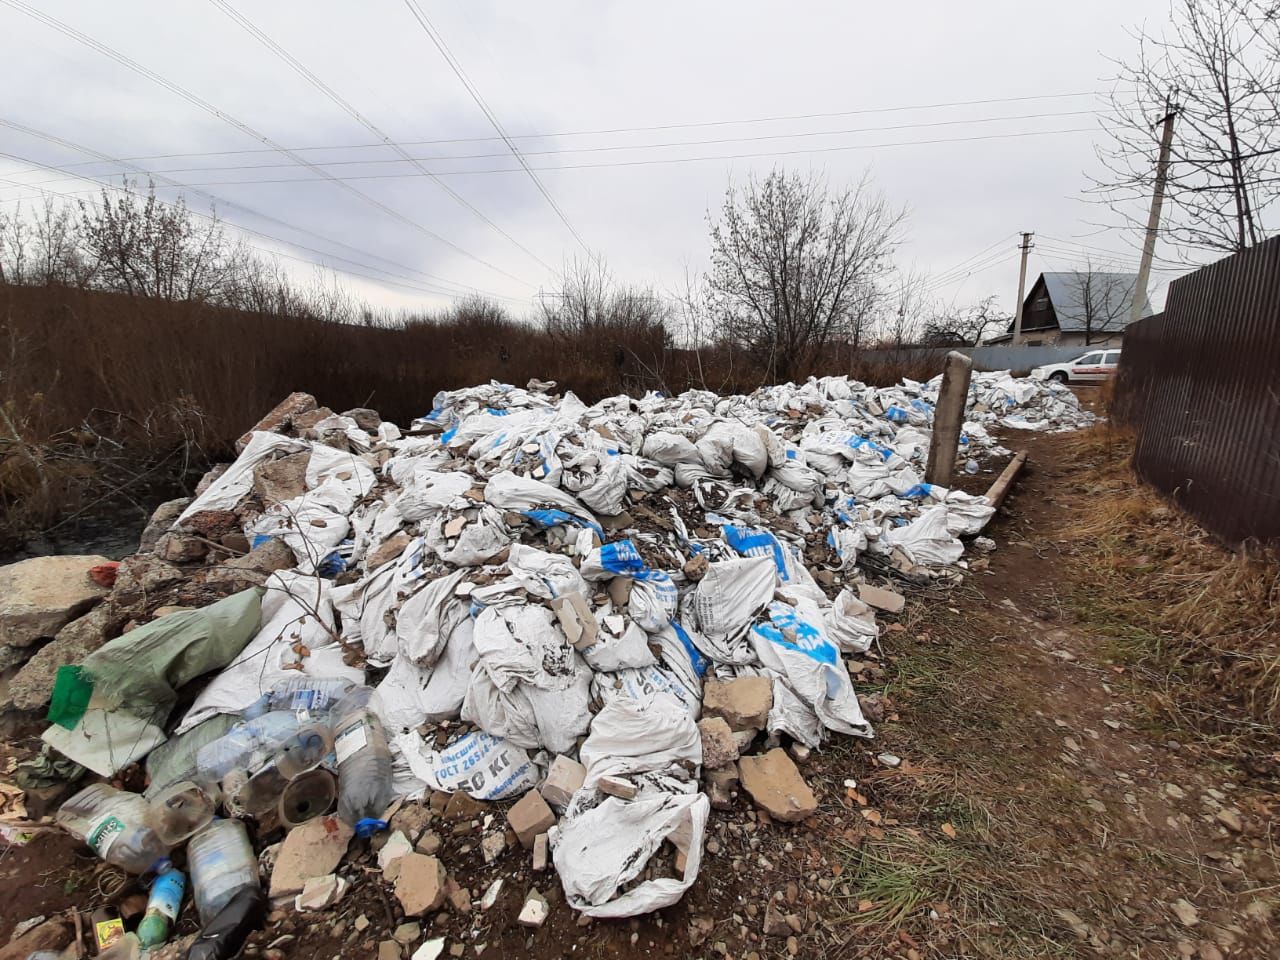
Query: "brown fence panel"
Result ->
[[1114, 235, 1280, 546]]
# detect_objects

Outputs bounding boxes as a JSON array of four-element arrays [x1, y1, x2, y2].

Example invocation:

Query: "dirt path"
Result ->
[[2, 424, 1275, 960]]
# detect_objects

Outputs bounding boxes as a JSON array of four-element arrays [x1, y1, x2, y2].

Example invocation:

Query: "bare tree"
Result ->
[[1093, 0, 1280, 254], [0, 207, 30, 285], [539, 254, 670, 342], [875, 268, 930, 348], [29, 198, 88, 286], [922, 295, 1011, 346], [78, 183, 246, 302], [705, 168, 904, 382], [1066, 264, 1140, 345]]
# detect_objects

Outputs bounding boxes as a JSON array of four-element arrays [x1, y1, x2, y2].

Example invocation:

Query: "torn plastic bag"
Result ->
[[305, 440, 376, 495], [688, 557, 775, 664], [505, 544, 588, 600], [827, 526, 869, 570], [178, 432, 307, 524], [749, 594, 872, 739], [178, 574, 364, 733], [695, 421, 768, 480], [394, 730, 538, 800], [483, 471, 598, 530], [424, 504, 511, 567], [329, 537, 431, 664], [553, 790, 709, 918], [394, 569, 470, 665], [376, 617, 477, 732], [560, 446, 628, 517], [879, 504, 964, 567], [248, 476, 353, 573], [640, 431, 701, 466], [394, 470, 473, 523], [579, 693, 702, 787], [619, 454, 673, 494], [761, 476, 819, 512], [824, 589, 879, 653], [718, 522, 806, 585], [52, 588, 264, 731], [940, 489, 997, 535], [471, 602, 578, 690], [579, 540, 678, 632], [580, 621, 658, 672], [766, 674, 824, 749], [461, 660, 592, 755]]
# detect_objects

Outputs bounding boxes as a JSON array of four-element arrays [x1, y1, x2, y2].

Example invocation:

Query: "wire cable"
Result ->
[[0, 0, 533, 286], [401, 0, 591, 253], [0, 117, 518, 300], [208, 0, 554, 275]]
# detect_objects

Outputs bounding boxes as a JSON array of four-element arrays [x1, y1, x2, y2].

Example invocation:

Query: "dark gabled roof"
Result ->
[[1039, 272, 1152, 332]]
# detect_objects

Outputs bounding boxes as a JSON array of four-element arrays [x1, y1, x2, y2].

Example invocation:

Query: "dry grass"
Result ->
[[1061, 425, 1280, 751]]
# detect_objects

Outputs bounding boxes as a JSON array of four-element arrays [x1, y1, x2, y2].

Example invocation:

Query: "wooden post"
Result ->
[[925, 350, 973, 486], [984, 450, 1028, 509]]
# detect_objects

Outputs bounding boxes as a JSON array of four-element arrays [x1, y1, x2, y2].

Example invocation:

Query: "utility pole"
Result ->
[[1011, 231, 1034, 345], [1131, 101, 1178, 326]]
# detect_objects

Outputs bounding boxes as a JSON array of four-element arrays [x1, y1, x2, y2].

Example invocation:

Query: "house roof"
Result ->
[[1039, 271, 1153, 332], [989, 271, 1153, 341]]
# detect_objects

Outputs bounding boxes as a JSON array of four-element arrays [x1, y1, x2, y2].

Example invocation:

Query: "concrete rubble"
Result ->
[[0, 370, 1092, 949]]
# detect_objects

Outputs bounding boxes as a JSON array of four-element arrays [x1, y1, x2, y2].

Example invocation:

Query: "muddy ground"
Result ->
[[2, 395, 1275, 960]]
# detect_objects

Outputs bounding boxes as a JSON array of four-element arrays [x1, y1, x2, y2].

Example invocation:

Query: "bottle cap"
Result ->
[[354, 817, 388, 838]]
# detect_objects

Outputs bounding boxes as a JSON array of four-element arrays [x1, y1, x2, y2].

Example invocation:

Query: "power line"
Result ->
[[5, 126, 1096, 191], [0, 125, 526, 303], [400, 0, 591, 254], [0, 0, 533, 287], [0, 167, 504, 303], [28, 109, 1101, 183], [208, 0, 554, 275], [924, 234, 1018, 290], [52, 90, 1108, 166]]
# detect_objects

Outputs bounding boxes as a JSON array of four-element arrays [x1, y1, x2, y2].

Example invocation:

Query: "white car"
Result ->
[[1030, 349, 1121, 384]]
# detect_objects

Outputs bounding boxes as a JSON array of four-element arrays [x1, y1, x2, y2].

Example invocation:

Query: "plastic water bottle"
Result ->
[[196, 712, 302, 780], [56, 784, 171, 874], [146, 780, 216, 845], [244, 677, 355, 720], [187, 819, 259, 925], [331, 686, 394, 835], [231, 723, 334, 817], [137, 864, 186, 948]]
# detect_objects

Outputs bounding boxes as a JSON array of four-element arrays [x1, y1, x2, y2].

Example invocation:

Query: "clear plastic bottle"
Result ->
[[265, 677, 356, 716], [231, 723, 334, 817], [330, 686, 394, 835], [146, 780, 216, 845], [196, 712, 302, 780], [56, 784, 171, 874], [187, 819, 259, 925]]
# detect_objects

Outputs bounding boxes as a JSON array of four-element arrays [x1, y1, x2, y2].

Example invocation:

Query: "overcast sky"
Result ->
[[0, 0, 1191, 319]]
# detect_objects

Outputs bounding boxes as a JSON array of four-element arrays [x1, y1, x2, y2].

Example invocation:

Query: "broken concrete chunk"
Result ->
[[236, 391, 316, 451], [138, 497, 191, 553], [341, 407, 382, 432], [378, 941, 402, 960], [703, 676, 773, 731], [294, 873, 347, 912], [480, 878, 503, 911], [394, 854, 448, 917], [411, 939, 445, 960], [155, 531, 208, 565], [857, 582, 905, 614], [508, 790, 556, 849], [393, 922, 421, 945], [550, 592, 599, 651], [481, 831, 507, 863], [0, 554, 112, 648], [682, 553, 709, 581], [540, 755, 586, 812], [378, 830, 414, 873], [518, 889, 549, 928], [532, 833, 549, 872], [607, 577, 632, 606], [252, 450, 310, 504], [368, 533, 412, 572], [697, 716, 740, 770], [443, 516, 467, 539], [598, 775, 638, 800], [269, 815, 354, 898], [223, 536, 295, 575], [738, 748, 818, 823], [705, 766, 740, 810]]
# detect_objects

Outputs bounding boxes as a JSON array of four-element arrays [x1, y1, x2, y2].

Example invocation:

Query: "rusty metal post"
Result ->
[[925, 351, 973, 486]]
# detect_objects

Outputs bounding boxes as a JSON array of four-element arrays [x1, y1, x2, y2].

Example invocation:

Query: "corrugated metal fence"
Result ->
[[1115, 235, 1280, 545]]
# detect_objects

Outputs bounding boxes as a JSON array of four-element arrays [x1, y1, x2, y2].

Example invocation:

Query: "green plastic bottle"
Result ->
[[137, 862, 186, 949]]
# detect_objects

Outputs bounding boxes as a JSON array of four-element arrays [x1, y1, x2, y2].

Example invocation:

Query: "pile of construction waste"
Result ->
[[0, 372, 1093, 958]]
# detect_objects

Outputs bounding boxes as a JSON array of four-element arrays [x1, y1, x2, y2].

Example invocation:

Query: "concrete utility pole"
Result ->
[[1011, 231, 1034, 345], [1131, 102, 1179, 326], [925, 351, 973, 486]]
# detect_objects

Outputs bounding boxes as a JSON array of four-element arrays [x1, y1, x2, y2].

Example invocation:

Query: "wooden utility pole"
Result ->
[[1131, 103, 1178, 326], [1011, 232, 1034, 345]]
